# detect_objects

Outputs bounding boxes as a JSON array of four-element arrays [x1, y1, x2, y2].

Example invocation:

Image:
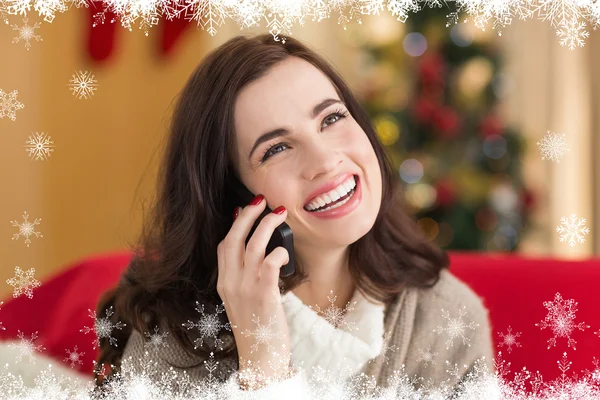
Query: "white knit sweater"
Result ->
[[280, 286, 385, 379], [222, 286, 387, 397]]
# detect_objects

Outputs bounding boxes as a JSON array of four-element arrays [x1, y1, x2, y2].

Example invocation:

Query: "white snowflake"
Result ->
[[537, 130, 569, 163], [493, 351, 511, 378], [556, 213, 590, 247], [535, 292, 590, 350], [593, 368, 600, 383], [556, 18, 590, 50], [11, 16, 43, 50], [68, 70, 98, 99], [375, 329, 398, 365], [0, 88, 25, 121], [305, 358, 377, 399], [11, 211, 43, 247], [433, 305, 479, 349], [589, 357, 600, 384], [80, 306, 126, 350], [498, 325, 522, 353], [544, 351, 577, 394], [24, 132, 55, 161], [6, 266, 41, 299], [182, 301, 231, 350], [8, 330, 45, 363], [197, 351, 222, 391], [237, 343, 293, 389], [308, 289, 357, 331], [63, 346, 85, 368], [416, 345, 439, 368], [144, 325, 169, 349], [240, 313, 283, 354], [0, 0, 8, 24], [0, 301, 5, 331], [445, 360, 468, 380]]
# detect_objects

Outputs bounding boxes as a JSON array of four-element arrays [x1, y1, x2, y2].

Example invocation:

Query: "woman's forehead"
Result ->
[[236, 59, 336, 116]]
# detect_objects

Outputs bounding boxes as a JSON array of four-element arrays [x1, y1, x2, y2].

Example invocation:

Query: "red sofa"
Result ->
[[1, 251, 599, 390]]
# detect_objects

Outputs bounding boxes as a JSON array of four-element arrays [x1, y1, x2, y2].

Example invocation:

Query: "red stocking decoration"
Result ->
[[159, 14, 192, 58], [85, 1, 191, 63], [87, 1, 118, 63]]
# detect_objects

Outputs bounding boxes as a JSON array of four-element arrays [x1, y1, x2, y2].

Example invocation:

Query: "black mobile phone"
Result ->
[[225, 175, 295, 278]]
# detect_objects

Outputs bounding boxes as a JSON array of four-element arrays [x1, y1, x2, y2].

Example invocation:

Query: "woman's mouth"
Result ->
[[303, 175, 361, 217]]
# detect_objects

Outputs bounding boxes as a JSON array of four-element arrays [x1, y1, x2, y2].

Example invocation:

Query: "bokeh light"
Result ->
[[399, 159, 424, 183], [483, 134, 507, 160], [403, 32, 428, 57], [491, 71, 515, 99], [489, 181, 519, 214], [374, 114, 401, 146], [417, 217, 439, 241], [456, 57, 494, 99], [450, 24, 474, 47], [405, 183, 437, 210]]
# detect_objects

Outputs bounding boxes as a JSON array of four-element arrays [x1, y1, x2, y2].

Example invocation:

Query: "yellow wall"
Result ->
[[0, 10, 215, 300]]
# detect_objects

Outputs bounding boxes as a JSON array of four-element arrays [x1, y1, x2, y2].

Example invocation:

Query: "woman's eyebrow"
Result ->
[[247, 98, 344, 161]]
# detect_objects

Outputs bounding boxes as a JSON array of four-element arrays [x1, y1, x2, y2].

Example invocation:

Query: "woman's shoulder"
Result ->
[[121, 324, 238, 382], [386, 268, 495, 393], [406, 267, 495, 370], [414, 267, 491, 323]]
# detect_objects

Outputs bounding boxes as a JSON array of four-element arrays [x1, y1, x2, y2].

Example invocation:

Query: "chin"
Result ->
[[332, 211, 379, 246]]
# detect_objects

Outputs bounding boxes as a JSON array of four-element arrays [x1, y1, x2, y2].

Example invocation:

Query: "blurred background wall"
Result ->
[[0, 7, 598, 300]]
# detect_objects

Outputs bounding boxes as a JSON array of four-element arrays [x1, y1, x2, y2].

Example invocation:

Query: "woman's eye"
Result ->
[[260, 143, 288, 162], [259, 109, 349, 163], [322, 109, 348, 128]]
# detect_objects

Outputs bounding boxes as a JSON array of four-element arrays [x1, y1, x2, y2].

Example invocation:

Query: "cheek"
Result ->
[[349, 129, 377, 162], [352, 130, 382, 190], [262, 174, 298, 208]]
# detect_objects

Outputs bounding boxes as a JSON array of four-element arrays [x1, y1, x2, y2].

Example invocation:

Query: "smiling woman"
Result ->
[[93, 33, 495, 397]]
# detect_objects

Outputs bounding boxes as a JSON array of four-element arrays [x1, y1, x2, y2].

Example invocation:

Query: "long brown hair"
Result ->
[[95, 32, 449, 384]]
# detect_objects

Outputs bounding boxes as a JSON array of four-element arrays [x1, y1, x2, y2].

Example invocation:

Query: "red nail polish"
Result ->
[[273, 206, 286, 215], [250, 194, 264, 206], [233, 207, 240, 220]]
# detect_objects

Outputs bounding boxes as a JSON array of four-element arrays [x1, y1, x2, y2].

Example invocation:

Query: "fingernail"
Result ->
[[273, 206, 286, 215], [233, 207, 240, 220], [249, 194, 264, 206]]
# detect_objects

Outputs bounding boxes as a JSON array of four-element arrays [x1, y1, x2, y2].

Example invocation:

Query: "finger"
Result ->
[[216, 241, 228, 301], [259, 246, 290, 290], [222, 198, 267, 275], [243, 208, 288, 282]]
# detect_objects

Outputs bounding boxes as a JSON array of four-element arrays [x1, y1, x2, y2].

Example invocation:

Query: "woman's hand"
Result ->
[[216, 194, 293, 389]]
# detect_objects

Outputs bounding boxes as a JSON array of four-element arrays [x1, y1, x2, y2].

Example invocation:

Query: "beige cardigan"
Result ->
[[120, 268, 496, 398]]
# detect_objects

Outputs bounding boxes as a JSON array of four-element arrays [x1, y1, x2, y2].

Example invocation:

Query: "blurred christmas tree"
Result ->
[[353, 5, 535, 251]]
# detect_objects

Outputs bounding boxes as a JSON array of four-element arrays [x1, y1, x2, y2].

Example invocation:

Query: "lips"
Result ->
[[304, 173, 357, 207]]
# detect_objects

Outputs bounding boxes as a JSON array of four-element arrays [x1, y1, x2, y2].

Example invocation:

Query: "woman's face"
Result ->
[[233, 56, 382, 250]]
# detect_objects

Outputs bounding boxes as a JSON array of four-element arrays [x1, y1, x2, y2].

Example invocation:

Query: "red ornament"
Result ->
[[435, 179, 456, 209], [418, 52, 446, 87], [411, 96, 438, 124], [422, 84, 445, 99], [520, 188, 536, 211], [478, 114, 504, 138], [432, 106, 462, 139]]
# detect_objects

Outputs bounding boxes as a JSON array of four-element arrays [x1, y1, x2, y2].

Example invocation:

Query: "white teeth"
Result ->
[[312, 190, 355, 212], [342, 179, 353, 192], [305, 175, 357, 211]]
